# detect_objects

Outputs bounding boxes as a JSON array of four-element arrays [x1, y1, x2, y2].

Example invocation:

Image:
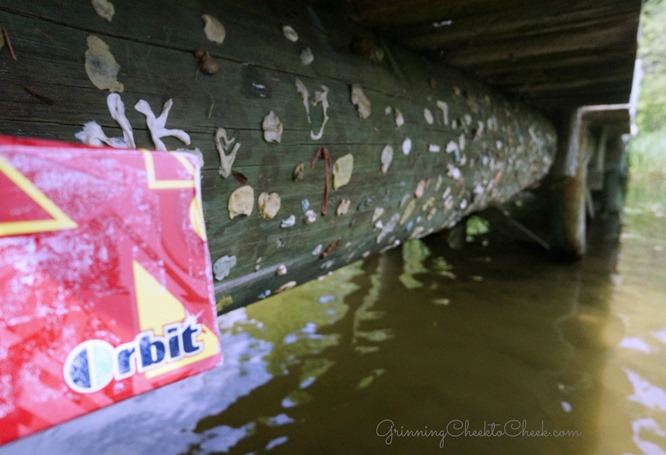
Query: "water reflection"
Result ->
[[2, 176, 666, 454]]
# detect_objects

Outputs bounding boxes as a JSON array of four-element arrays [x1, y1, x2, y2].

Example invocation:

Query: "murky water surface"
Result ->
[[3, 174, 666, 454]]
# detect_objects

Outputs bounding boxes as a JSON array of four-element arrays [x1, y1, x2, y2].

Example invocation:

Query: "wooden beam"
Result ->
[[441, 15, 638, 67], [549, 109, 591, 259], [347, 0, 529, 27], [461, 46, 638, 77], [402, 4, 639, 50], [483, 61, 635, 88], [498, 74, 634, 96], [588, 126, 608, 191], [523, 89, 634, 110], [600, 134, 627, 216], [0, 0, 556, 311]]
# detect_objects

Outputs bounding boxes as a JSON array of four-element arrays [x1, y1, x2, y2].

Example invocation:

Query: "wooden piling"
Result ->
[[0, 1, 556, 311], [601, 134, 628, 216], [550, 109, 590, 259]]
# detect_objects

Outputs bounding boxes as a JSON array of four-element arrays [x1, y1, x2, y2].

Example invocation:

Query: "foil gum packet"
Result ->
[[0, 136, 222, 445]]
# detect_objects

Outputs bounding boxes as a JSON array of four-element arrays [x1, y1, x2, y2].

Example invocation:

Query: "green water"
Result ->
[[2, 174, 666, 454]]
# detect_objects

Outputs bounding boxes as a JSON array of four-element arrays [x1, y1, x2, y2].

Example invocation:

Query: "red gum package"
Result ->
[[0, 136, 222, 444]]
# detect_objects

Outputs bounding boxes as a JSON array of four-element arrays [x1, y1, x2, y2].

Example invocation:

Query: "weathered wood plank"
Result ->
[[441, 16, 638, 67], [473, 46, 637, 78], [0, 0, 401, 94], [506, 77, 635, 98], [0, 0, 556, 311], [486, 63, 635, 90], [345, 0, 531, 27], [523, 90, 634, 110], [401, 3, 638, 50]]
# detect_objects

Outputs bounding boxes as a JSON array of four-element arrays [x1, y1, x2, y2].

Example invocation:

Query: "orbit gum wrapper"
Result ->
[[0, 136, 222, 445]]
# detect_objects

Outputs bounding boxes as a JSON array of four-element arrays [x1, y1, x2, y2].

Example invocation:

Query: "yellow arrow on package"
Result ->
[[0, 154, 78, 237]]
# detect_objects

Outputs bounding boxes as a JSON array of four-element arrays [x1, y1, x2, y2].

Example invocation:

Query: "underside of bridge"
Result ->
[[337, 0, 641, 111]]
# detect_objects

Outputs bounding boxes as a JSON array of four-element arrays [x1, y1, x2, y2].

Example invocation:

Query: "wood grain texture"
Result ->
[[0, 0, 556, 312]]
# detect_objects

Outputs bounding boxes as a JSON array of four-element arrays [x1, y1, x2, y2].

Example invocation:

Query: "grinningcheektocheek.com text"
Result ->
[[375, 419, 583, 448]]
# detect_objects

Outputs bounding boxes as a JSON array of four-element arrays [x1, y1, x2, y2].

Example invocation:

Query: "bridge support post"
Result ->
[[601, 134, 628, 217], [551, 109, 588, 259]]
